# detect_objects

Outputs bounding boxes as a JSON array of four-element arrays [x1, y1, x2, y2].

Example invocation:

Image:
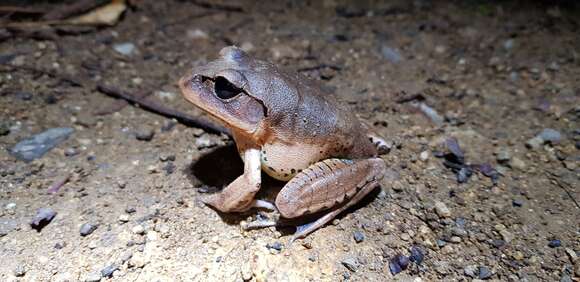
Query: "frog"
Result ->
[[178, 46, 388, 241]]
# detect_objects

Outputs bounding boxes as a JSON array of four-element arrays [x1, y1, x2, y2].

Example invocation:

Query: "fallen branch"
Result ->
[[47, 173, 71, 194], [185, 0, 243, 12], [96, 84, 231, 136]]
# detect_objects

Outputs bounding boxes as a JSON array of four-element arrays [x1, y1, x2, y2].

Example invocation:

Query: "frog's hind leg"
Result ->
[[275, 158, 386, 242]]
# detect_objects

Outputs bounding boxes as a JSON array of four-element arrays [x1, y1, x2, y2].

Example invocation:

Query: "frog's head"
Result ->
[[179, 46, 270, 137]]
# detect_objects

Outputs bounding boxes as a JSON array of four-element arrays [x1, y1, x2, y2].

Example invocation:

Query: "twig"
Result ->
[[42, 0, 106, 21], [96, 84, 231, 136], [297, 64, 343, 73], [545, 170, 580, 209], [47, 173, 71, 194], [185, 0, 244, 12]]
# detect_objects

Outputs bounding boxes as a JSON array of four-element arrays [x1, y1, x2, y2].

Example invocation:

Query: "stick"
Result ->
[[47, 173, 71, 194], [96, 84, 231, 136]]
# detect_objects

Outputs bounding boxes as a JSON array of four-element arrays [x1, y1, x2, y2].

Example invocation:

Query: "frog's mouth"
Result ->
[[179, 74, 267, 135]]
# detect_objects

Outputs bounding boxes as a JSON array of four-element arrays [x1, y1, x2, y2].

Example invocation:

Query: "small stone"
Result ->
[[30, 208, 57, 231], [241, 264, 252, 281], [266, 241, 282, 252], [478, 266, 492, 279], [526, 136, 544, 149], [13, 264, 26, 277], [132, 225, 145, 235], [10, 127, 74, 162], [380, 45, 403, 63], [464, 265, 478, 278], [0, 121, 11, 136], [538, 128, 563, 144], [84, 271, 101, 282], [113, 42, 136, 56], [419, 151, 429, 162], [510, 157, 526, 170], [135, 128, 154, 141], [194, 134, 215, 149], [341, 257, 359, 272], [159, 154, 176, 162], [434, 201, 451, 218], [125, 206, 136, 213], [128, 253, 146, 268], [495, 148, 511, 164], [409, 245, 425, 264], [449, 236, 462, 243], [64, 148, 78, 157], [101, 264, 118, 278], [512, 199, 524, 207], [118, 214, 130, 223], [548, 239, 561, 248], [270, 44, 301, 60], [186, 29, 209, 40], [503, 39, 515, 51], [353, 231, 365, 243], [500, 230, 514, 243], [80, 223, 98, 236], [117, 180, 127, 189]]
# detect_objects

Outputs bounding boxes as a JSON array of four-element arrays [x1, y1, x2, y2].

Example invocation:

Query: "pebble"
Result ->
[[101, 264, 118, 278], [266, 241, 283, 252], [548, 239, 561, 248], [526, 136, 544, 149], [113, 42, 136, 56], [241, 264, 252, 281], [0, 121, 10, 136], [13, 264, 26, 277], [10, 127, 74, 161], [159, 154, 176, 162], [419, 151, 429, 162], [434, 201, 451, 218], [353, 231, 365, 243], [495, 148, 511, 163], [478, 266, 492, 279], [135, 128, 154, 141], [128, 253, 147, 268], [118, 214, 130, 223], [510, 157, 526, 170], [341, 257, 359, 272], [380, 45, 403, 63], [80, 223, 98, 236], [64, 148, 79, 157], [389, 255, 409, 275], [464, 265, 478, 278], [500, 230, 514, 243], [132, 225, 145, 235], [538, 128, 563, 144], [512, 199, 524, 207], [186, 29, 209, 40], [30, 208, 57, 231], [270, 44, 301, 60], [194, 134, 215, 149], [84, 271, 102, 282], [409, 245, 425, 264]]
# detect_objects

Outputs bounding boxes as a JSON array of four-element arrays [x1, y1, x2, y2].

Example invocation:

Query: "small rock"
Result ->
[[113, 42, 136, 56], [186, 29, 209, 40], [84, 271, 101, 282], [456, 167, 473, 183], [132, 225, 145, 235], [159, 154, 176, 162], [118, 214, 130, 223], [80, 223, 98, 236], [241, 264, 252, 281], [30, 208, 57, 231], [101, 264, 118, 278], [13, 264, 26, 277], [156, 91, 176, 101], [0, 121, 10, 136], [409, 245, 425, 264], [500, 230, 514, 243], [125, 206, 136, 213], [464, 265, 478, 278], [434, 201, 451, 218], [380, 45, 403, 63], [266, 241, 283, 252], [195, 134, 215, 149], [512, 199, 523, 207], [270, 44, 301, 60], [391, 255, 410, 274], [10, 127, 74, 162], [341, 257, 359, 272], [419, 151, 429, 162], [548, 239, 561, 248], [495, 148, 511, 164], [128, 253, 146, 268], [510, 157, 526, 170], [64, 148, 78, 157], [353, 231, 365, 243], [526, 136, 544, 149], [503, 39, 515, 51], [135, 128, 154, 141], [538, 128, 563, 144], [478, 266, 492, 279]]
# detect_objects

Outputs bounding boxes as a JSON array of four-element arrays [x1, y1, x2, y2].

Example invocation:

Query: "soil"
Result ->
[[0, 0, 579, 281]]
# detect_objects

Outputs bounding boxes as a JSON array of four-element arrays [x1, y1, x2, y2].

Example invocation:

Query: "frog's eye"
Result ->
[[214, 76, 243, 100]]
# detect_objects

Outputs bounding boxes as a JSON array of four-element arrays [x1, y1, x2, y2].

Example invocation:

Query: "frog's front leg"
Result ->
[[275, 158, 386, 241], [201, 148, 267, 212]]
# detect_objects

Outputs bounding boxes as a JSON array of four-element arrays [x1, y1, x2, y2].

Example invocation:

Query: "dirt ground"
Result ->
[[0, 0, 579, 281]]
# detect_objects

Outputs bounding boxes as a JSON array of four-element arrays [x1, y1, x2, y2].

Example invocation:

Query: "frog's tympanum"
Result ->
[[179, 46, 387, 241]]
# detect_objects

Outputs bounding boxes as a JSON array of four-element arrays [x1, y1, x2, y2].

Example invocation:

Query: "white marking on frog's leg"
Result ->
[[200, 148, 262, 212], [252, 199, 277, 211]]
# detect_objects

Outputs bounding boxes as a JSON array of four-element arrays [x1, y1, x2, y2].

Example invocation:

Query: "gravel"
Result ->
[[80, 223, 98, 236], [30, 208, 57, 231], [353, 231, 365, 243]]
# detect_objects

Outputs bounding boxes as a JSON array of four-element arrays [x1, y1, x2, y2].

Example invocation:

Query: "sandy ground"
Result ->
[[0, 0, 579, 281]]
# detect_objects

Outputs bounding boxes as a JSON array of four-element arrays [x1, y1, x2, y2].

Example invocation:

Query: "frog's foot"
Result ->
[[276, 158, 386, 241]]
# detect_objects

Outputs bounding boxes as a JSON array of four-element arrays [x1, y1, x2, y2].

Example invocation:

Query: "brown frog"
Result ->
[[179, 46, 387, 241]]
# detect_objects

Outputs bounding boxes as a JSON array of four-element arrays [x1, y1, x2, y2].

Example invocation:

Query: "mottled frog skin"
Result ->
[[179, 46, 387, 240]]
